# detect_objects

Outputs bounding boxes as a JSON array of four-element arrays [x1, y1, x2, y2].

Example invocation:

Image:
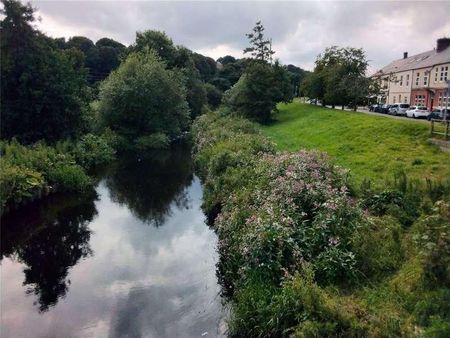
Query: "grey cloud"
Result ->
[[30, 1, 449, 71]]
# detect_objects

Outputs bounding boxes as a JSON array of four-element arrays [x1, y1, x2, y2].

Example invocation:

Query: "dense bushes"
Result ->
[[193, 112, 450, 337], [0, 135, 115, 210]]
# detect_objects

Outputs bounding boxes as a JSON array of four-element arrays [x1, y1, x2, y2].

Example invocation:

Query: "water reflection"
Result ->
[[1, 145, 225, 337], [1, 191, 97, 312], [105, 145, 194, 226]]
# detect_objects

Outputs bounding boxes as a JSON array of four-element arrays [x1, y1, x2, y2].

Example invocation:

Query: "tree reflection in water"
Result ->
[[1, 190, 98, 312], [105, 144, 194, 226]]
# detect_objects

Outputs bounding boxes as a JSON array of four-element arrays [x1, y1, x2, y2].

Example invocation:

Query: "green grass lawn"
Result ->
[[262, 101, 450, 186]]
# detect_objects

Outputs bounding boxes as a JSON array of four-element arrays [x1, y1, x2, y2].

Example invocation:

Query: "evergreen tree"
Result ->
[[243, 20, 275, 62]]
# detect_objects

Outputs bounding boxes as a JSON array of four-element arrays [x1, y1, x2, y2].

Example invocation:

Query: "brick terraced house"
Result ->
[[372, 38, 450, 110]]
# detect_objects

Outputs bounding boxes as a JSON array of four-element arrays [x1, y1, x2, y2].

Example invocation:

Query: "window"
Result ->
[[423, 75, 428, 86], [415, 95, 425, 105], [439, 66, 448, 82], [406, 74, 409, 87], [399, 94, 401, 102], [404, 96, 407, 103], [400, 75, 403, 86], [415, 72, 420, 86], [439, 91, 450, 106], [435, 68, 438, 82]]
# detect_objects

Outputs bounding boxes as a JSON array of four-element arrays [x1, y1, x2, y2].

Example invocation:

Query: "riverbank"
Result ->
[[0, 134, 115, 214], [193, 111, 450, 337]]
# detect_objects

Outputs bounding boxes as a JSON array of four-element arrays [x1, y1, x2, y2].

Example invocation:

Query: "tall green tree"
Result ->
[[1, 0, 89, 143], [130, 30, 207, 118], [98, 49, 190, 150], [243, 21, 275, 62], [305, 46, 369, 108], [223, 61, 292, 123]]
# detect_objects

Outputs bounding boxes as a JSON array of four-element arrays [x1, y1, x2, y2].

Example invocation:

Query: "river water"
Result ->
[[0, 145, 226, 338]]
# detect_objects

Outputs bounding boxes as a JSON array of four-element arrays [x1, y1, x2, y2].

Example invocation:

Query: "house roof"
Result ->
[[372, 46, 450, 77]]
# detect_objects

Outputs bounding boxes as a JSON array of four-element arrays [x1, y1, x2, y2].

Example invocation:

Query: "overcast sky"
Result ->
[[29, 1, 450, 72]]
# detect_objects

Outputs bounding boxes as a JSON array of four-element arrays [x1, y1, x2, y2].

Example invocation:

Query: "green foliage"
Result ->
[[1, 0, 89, 143], [223, 61, 293, 123], [185, 73, 207, 119], [63, 35, 126, 84], [98, 49, 190, 150], [303, 46, 370, 107], [204, 83, 223, 108], [47, 165, 90, 191], [71, 133, 116, 170], [132, 30, 179, 67], [193, 109, 450, 337], [412, 202, 450, 288], [0, 136, 114, 209], [243, 20, 275, 62], [192, 52, 217, 82], [135, 133, 170, 151], [0, 163, 44, 208]]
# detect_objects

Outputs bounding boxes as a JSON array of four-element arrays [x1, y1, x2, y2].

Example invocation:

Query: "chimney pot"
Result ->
[[437, 37, 450, 52], [403, 52, 408, 59]]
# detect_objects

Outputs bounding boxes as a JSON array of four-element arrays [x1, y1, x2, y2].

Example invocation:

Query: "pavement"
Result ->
[[321, 104, 429, 124]]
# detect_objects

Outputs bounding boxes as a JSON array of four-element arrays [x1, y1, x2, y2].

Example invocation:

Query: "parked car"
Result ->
[[369, 104, 379, 112], [308, 98, 321, 105], [379, 104, 390, 113], [406, 106, 430, 119], [427, 107, 448, 121], [389, 103, 410, 116]]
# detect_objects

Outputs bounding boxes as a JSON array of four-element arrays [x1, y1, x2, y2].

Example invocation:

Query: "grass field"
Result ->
[[262, 101, 450, 186]]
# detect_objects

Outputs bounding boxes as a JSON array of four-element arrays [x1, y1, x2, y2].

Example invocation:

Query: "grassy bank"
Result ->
[[262, 102, 450, 187], [193, 111, 450, 337], [0, 134, 115, 212]]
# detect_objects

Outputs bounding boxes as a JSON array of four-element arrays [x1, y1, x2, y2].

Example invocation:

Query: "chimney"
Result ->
[[403, 52, 408, 59], [436, 37, 450, 52]]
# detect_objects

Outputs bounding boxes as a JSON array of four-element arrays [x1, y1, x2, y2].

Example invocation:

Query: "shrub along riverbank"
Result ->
[[193, 112, 450, 337], [0, 134, 115, 212]]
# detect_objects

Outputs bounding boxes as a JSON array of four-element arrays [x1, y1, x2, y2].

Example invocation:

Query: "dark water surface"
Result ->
[[1, 146, 226, 338]]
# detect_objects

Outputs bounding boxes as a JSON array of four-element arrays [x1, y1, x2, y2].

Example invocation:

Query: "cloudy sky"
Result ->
[[30, 0, 450, 72]]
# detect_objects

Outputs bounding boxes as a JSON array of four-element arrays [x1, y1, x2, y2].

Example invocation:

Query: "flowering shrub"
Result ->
[[216, 151, 364, 285], [193, 112, 450, 337], [193, 113, 365, 287]]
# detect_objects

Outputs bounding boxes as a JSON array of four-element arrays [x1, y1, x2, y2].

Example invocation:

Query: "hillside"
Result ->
[[262, 101, 450, 187]]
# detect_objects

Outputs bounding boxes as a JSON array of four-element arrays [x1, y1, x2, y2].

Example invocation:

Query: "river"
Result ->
[[0, 145, 226, 338]]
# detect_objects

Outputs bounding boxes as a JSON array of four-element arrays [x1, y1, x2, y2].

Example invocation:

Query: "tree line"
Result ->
[[1, 0, 310, 149], [1, 0, 378, 150]]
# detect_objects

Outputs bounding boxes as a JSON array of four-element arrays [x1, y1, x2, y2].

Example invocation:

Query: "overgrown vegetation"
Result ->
[[193, 111, 450, 337], [0, 134, 115, 210]]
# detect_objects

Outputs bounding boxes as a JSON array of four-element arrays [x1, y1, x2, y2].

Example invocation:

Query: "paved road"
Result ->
[[321, 104, 429, 124]]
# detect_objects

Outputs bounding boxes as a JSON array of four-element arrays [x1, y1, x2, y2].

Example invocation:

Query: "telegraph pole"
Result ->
[[445, 79, 450, 121]]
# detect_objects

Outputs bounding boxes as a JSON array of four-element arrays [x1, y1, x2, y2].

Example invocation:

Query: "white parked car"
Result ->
[[406, 106, 430, 119], [389, 103, 410, 116]]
